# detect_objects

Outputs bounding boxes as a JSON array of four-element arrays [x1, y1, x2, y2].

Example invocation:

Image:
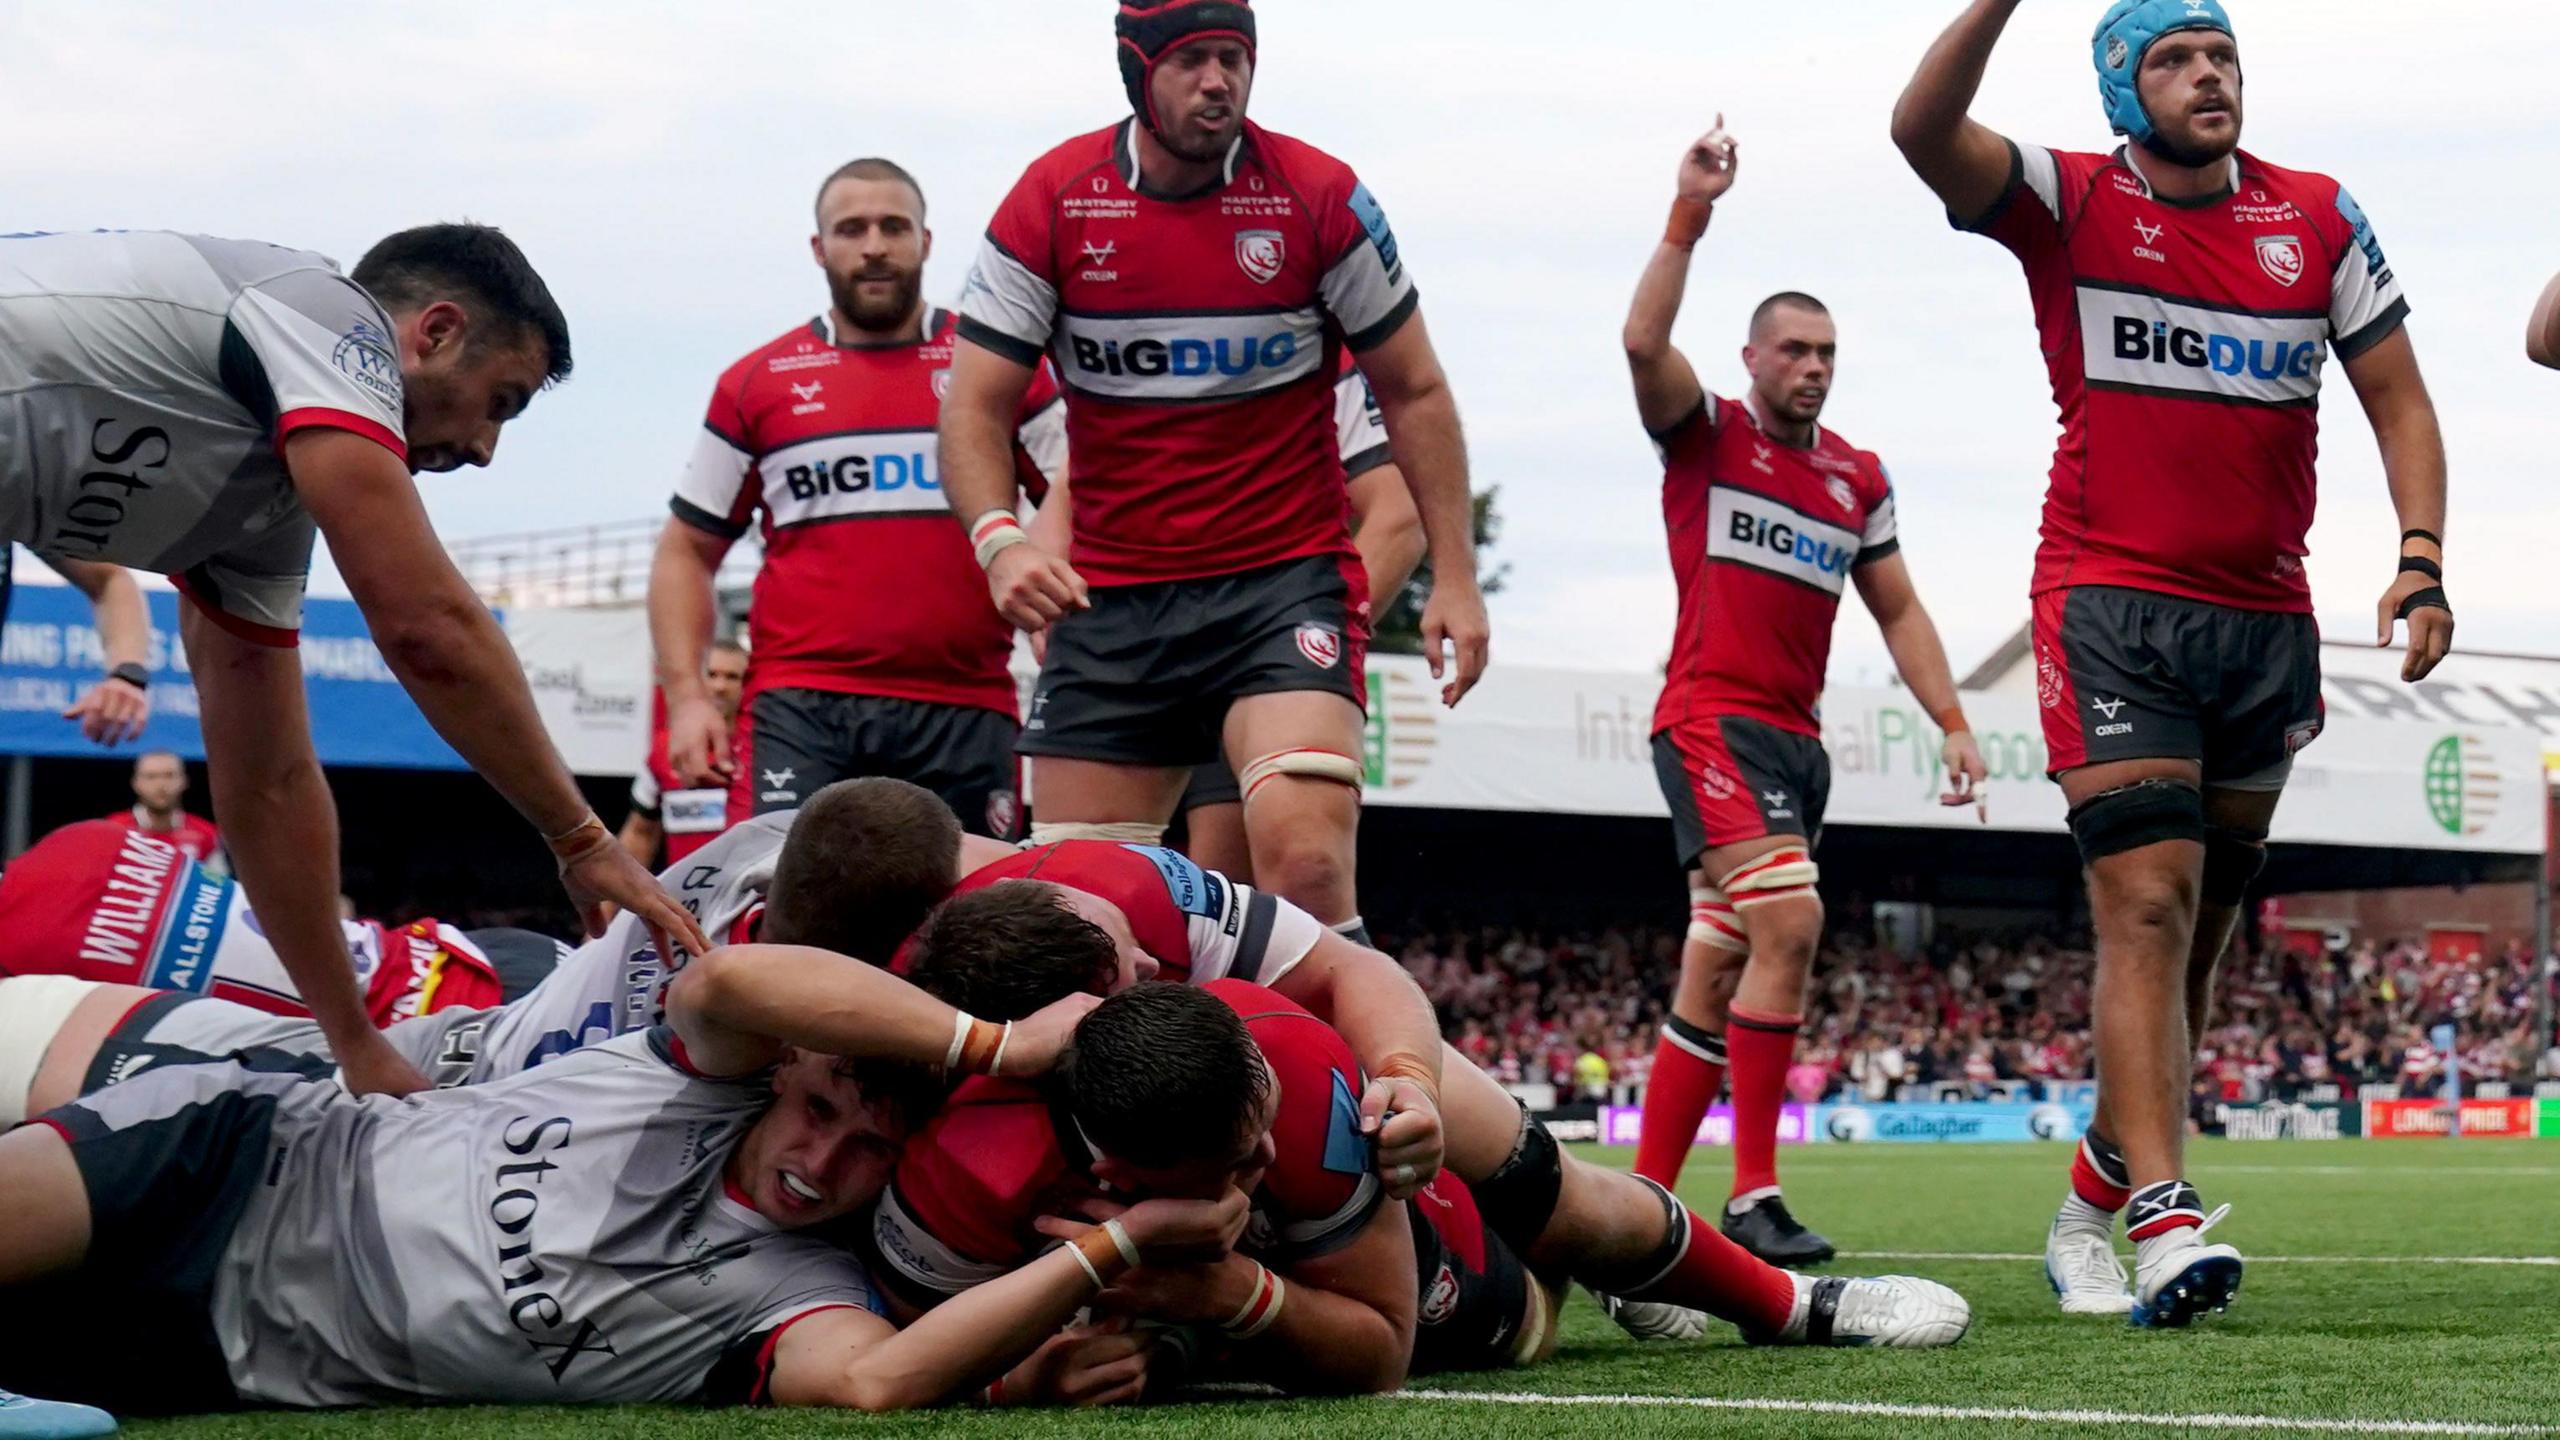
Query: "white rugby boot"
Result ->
[[1586, 1287, 1709, 1341], [2127, 1182, 2243, 1328], [2046, 1217, 2135, 1315], [1751, 1272, 1972, 1349]]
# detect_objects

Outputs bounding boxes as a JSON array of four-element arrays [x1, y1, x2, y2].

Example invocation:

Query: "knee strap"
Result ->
[[2201, 825, 2269, 906], [1577, 1175, 1691, 1295], [2065, 777, 2204, 866], [1472, 1099, 1565, 1252], [1686, 885, 1747, 953], [1238, 748, 1365, 803], [1718, 846, 1819, 911], [1027, 821, 1168, 845]]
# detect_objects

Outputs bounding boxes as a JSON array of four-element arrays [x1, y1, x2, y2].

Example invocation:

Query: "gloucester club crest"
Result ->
[[2255, 234, 2305, 288], [1235, 229, 1286, 284]]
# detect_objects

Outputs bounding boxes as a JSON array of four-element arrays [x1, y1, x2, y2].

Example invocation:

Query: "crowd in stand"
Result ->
[[1395, 920, 2560, 1103]]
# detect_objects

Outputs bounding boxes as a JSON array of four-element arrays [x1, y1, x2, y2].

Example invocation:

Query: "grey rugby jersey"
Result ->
[[0, 230, 407, 638], [60, 1028, 880, 1406]]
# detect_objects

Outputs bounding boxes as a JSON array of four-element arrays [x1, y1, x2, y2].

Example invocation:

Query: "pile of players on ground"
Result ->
[[0, 780, 1970, 1423]]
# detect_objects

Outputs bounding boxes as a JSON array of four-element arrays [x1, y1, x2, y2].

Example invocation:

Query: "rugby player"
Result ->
[[0, 921, 1243, 1417], [0, 819, 557, 1115], [906, 862, 1976, 1353], [941, 0, 1490, 951], [652, 159, 1065, 841], [1894, 0, 2452, 1324], [0, 225, 708, 1099], [0, 780, 993, 1117], [101, 750, 222, 870], [1623, 118, 1985, 1267], [868, 979, 1556, 1398], [622, 638, 751, 867]]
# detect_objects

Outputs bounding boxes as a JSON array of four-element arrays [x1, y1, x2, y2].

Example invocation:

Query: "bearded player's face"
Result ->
[[1743, 305, 1837, 428], [2138, 30, 2243, 163], [812, 177, 930, 336], [1149, 40, 1251, 161], [735, 1052, 906, 1229]]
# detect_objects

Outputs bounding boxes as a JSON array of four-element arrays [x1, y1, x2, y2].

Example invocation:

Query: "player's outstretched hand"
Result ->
[[1939, 729, 1989, 818], [556, 821, 712, 955], [1004, 991, 1103, 1076], [2377, 570, 2454, 683], [1681, 113, 1741, 204], [1010, 1320, 1159, 1408], [337, 1027, 433, 1098], [1041, 1186, 1251, 1270], [63, 676, 151, 747], [1363, 1075, 1444, 1200], [667, 694, 735, 788], [1421, 575, 1491, 707], [988, 541, 1090, 631]]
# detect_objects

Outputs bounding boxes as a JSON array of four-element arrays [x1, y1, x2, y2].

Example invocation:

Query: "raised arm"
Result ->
[[50, 557, 152, 746], [1890, 0, 2028, 222], [2341, 329, 2453, 681], [287, 429, 711, 958], [1623, 118, 1736, 435]]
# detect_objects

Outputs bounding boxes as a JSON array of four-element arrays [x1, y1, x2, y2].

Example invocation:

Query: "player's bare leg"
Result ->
[[1182, 800, 1252, 880], [1226, 690, 1368, 942], [1632, 880, 1744, 1194], [2061, 757, 2241, 1326], [1438, 1040, 1967, 1348], [1023, 757, 1191, 847], [21, 983, 156, 1120], [0, 1125, 89, 1285], [1693, 835, 1830, 1267]]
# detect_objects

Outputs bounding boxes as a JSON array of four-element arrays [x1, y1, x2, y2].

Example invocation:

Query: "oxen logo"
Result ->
[[2255, 235, 2306, 288], [1235, 229, 1286, 284]]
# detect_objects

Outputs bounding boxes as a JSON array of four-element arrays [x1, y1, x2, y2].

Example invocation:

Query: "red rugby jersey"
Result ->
[[671, 308, 1064, 715], [1961, 143, 2408, 613], [627, 688, 730, 863], [944, 839, 1323, 988], [101, 805, 222, 868], [959, 119, 1418, 585], [865, 980, 1382, 1308], [1652, 396, 1899, 739]]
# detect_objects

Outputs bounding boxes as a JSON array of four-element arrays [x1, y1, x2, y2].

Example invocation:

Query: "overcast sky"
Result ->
[[6, 1, 2554, 684]]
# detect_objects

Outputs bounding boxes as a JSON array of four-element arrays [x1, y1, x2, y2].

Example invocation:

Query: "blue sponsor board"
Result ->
[[1815, 1100, 2094, 1144], [0, 582, 470, 769]]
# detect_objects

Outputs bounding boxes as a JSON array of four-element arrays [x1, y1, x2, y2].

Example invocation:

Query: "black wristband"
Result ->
[[106, 662, 150, 692], [2402, 528, 2442, 548], [2399, 555, 2442, 581], [2395, 585, 2451, 620]]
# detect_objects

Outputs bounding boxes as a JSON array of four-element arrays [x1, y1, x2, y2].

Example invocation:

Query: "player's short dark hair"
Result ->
[[904, 881, 1119, 1021], [1749, 291, 1830, 338], [830, 1056, 942, 1134], [1062, 984, 1270, 1170], [353, 223, 572, 385], [707, 637, 748, 660], [814, 158, 928, 226], [761, 779, 962, 963]]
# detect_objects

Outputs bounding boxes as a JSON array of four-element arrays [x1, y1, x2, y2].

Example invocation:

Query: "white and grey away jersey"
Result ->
[[0, 230, 407, 640], [58, 1027, 880, 1406]]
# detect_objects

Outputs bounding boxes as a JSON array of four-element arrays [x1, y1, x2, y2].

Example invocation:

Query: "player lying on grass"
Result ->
[[866, 971, 1559, 1399], [0, 931, 1244, 1417], [0, 780, 999, 1124], [904, 880, 1976, 1362]]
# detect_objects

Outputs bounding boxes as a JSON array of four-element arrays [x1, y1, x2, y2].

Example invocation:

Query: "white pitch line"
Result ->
[[2200, 1165, 2560, 1177], [1839, 1250, 2560, 1266], [1395, 1389, 2557, 1436]]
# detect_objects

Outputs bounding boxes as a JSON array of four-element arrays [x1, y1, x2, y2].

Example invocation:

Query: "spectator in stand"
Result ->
[[104, 750, 225, 876], [620, 639, 750, 867]]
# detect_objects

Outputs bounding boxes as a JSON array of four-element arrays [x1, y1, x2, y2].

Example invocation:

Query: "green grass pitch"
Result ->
[[126, 1139, 2560, 1438]]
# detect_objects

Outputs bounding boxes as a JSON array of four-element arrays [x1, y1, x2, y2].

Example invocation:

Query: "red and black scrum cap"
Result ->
[[1116, 0, 1256, 133]]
